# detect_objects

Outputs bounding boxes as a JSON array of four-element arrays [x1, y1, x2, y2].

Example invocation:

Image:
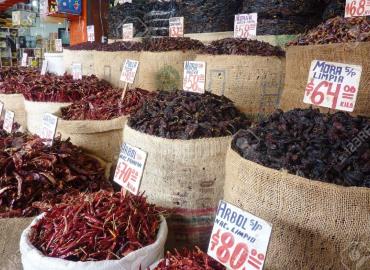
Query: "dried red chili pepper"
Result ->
[[142, 37, 205, 52], [30, 191, 161, 262], [0, 67, 41, 94], [68, 41, 143, 51]]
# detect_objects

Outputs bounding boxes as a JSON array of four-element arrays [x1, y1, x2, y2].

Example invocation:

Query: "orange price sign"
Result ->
[[345, 0, 370, 17], [183, 61, 206, 94], [234, 13, 258, 39]]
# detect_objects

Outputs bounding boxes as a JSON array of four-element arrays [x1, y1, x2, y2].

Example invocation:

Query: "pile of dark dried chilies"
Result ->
[[60, 88, 153, 120], [0, 67, 41, 94], [128, 90, 250, 139], [232, 108, 370, 187], [152, 247, 225, 270], [200, 38, 285, 57], [30, 191, 161, 261], [142, 37, 205, 52], [0, 134, 111, 218], [68, 41, 143, 51], [288, 16, 370, 45]]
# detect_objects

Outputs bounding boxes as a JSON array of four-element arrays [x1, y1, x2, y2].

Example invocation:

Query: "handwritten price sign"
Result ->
[[41, 60, 48, 75], [55, 39, 63, 52], [87, 25, 95, 42], [40, 113, 58, 146], [21, 53, 28, 67], [304, 60, 362, 112], [183, 61, 206, 94], [113, 143, 147, 195], [234, 13, 258, 39], [3, 110, 14, 133], [120, 59, 139, 84], [345, 0, 370, 17], [72, 63, 82, 80], [208, 201, 272, 270], [122, 23, 134, 41], [169, 17, 184, 37]]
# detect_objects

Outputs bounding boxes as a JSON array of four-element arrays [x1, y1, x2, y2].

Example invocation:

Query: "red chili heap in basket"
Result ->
[[60, 88, 153, 120], [152, 248, 225, 270], [30, 191, 161, 261], [68, 41, 144, 51], [0, 67, 41, 94], [0, 134, 111, 218]]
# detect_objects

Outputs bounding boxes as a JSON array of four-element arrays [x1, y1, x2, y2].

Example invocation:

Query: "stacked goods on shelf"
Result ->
[[22, 74, 112, 134], [224, 108, 370, 269], [55, 88, 153, 163], [196, 38, 285, 117], [20, 191, 167, 270], [144, 0, 178, 37], [280, 17, 370, 116], [176, 0, 240, 33], [242, 0, 324, 35], [0, 131, 111, 269], [0, 67, 39, 128], [124, 90, 250, 249], [138, 37, 205, 91]]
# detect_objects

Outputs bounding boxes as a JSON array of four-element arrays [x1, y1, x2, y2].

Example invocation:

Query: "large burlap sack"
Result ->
[[55, 111, 126, 163], [63, 49, 95, 76], [280, 42, 370, 117], [124, 125, 231, 250], [24, 100, 71, 135], [135, 51, 197, 91], [93, 51, 141, 88], [0, 94, 26, 128], [0, 217, 34, 270], [195, 54, 285, 117], [224, 147, 370, 270], [20, 215, 168, 270]]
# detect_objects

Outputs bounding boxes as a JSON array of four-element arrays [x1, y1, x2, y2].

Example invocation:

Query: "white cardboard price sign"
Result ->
[[21, 53, 28, 67], [234, 13, 258, 39], [87, 25, 95, 42], [345, 0, 370, 17], [169, 17, 184, 37], [3, 110, 14, 133], [113, 143, 147, 195], [40, 113, 58, 146], [72, 63, 83, 80], [183, 61, 206, 94], [208, 201, 272, 270], [41, 60, 48, 75], [120, 59, 139, 83], [122, 23, 134, 41], [55, 39, 63, 52], [304, 60, 362, 112]]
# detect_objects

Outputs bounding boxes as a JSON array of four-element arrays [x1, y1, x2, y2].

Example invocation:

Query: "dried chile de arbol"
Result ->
[[60, 88, 153, 120], [232, 108, 370, 188], [142, 37, 205, 52], [0, 67, 41, 94], [128, 90, 250, 140], [0, 133, 111, 218], [30, 191, 161, 262], [68, 41, 143, 51]]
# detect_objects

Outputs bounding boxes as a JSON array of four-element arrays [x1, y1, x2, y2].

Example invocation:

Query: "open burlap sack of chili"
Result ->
[[124, 125, 231, 250], [24, 100, 72, 134], [224, 147, 370, 270], [280, 42, 370, 117], [63, 49, 95, 76], [0, 94, 26, 128]]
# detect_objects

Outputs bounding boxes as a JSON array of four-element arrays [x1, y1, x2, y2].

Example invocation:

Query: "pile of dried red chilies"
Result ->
[[30, 191, 161, 261], [142, 37, 205, 52], [68, 41, 143, 51], [0, 134, 111, 218], [60, 88, 153, 120], [152, 247, 225, 270], [0, 67, 41, 94]]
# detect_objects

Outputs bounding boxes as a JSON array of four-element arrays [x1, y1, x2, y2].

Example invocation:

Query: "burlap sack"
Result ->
[[135, 51, 197, 91], [55, 111, 126, 163], [24, 100, 71, 134], [224, 147, 370, 270], [0, 217, 34, 270], [93, 51, 141, 88], [123, 125, 231, 250], [0, 94, 26, 129], [195, 54, 285, 117], [63, 49, 95, 76], [280, 42, 370, 117]]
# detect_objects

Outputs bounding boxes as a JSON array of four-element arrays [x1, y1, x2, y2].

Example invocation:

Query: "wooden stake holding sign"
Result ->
[[208, 200, 272, 270], [120, 59, 139, 100], [183, 61, 206, 94], [234, 13, 258, 39], [3, 110, 15, 133], [39, 113, 58, 146]]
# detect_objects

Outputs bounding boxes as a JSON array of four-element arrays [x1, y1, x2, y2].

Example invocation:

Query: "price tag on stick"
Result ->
[[41, 60, 48, 75], [183, 61, 206, 94], [169, 17, 184, 37], [87, 25, 95, 42], [3, 110, 15, 133], [304, 60, 362, 112], [208, 201, 272, 270], [40, 113, 58, 146], [113, 143, 147, 195], [345, 0, 370, 17], [234, 13, 258, 39], [21, 53, 28, 67], [55, 39, 63, 52], [72, 63, 83, 80], [120, 59, 139, 99], [122, 23, 134, 41]]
